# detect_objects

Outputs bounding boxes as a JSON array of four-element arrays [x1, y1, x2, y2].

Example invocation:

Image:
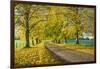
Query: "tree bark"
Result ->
[[76, 30, 79, 44], [25, 12, 30, 48], [32, 37, 34, 46], [76, 8, 80, 44], [64, 37, 67, 43]]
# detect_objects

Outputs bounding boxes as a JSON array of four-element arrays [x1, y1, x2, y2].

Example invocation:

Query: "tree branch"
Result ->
[[29, 20, 46, 32], [29, 7, 40, 20]]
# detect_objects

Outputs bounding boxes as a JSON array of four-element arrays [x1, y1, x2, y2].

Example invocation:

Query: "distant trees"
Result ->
[[64, 7, 95, 44], [14, 3, 95, 47]]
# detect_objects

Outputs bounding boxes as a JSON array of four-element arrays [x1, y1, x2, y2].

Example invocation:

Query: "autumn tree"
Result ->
[[64, 7, 95, 44], [15, 3, 95, 46], [15, 3, 47, 47]]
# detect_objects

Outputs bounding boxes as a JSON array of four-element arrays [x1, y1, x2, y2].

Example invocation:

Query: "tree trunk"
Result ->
[[76, 30, 79, 44], [32, 37, 34, 46], [64, 37, 67, 43], [76, 8, 80, 44], [57, 39, 60, 44], [25, 12, 30, 48], [36, 38, 38, 44]]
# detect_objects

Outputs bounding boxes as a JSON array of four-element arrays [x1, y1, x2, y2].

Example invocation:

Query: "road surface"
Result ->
[[44, 42, 95, 63]]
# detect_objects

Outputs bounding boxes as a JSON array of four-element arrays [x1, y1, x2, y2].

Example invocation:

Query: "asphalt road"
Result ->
[[45, 42, 95, 63]]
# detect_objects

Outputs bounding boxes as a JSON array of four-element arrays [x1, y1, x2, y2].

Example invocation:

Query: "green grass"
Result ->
[[15, 43, 62, 67], [66, 39, 94, 46]]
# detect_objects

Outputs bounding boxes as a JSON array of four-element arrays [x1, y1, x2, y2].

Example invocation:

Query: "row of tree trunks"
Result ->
[[32, 38, 42, 46]]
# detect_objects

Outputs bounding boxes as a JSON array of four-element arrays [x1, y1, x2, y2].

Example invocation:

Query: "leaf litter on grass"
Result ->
[[15, 43, 62, 67]]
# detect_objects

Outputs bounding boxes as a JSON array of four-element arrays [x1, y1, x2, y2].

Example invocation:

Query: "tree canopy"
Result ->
[[14, 3, 95, 47]]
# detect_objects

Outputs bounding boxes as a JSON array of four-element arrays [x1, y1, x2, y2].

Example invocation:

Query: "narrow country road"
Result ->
[[44, 42, 95, 63]]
